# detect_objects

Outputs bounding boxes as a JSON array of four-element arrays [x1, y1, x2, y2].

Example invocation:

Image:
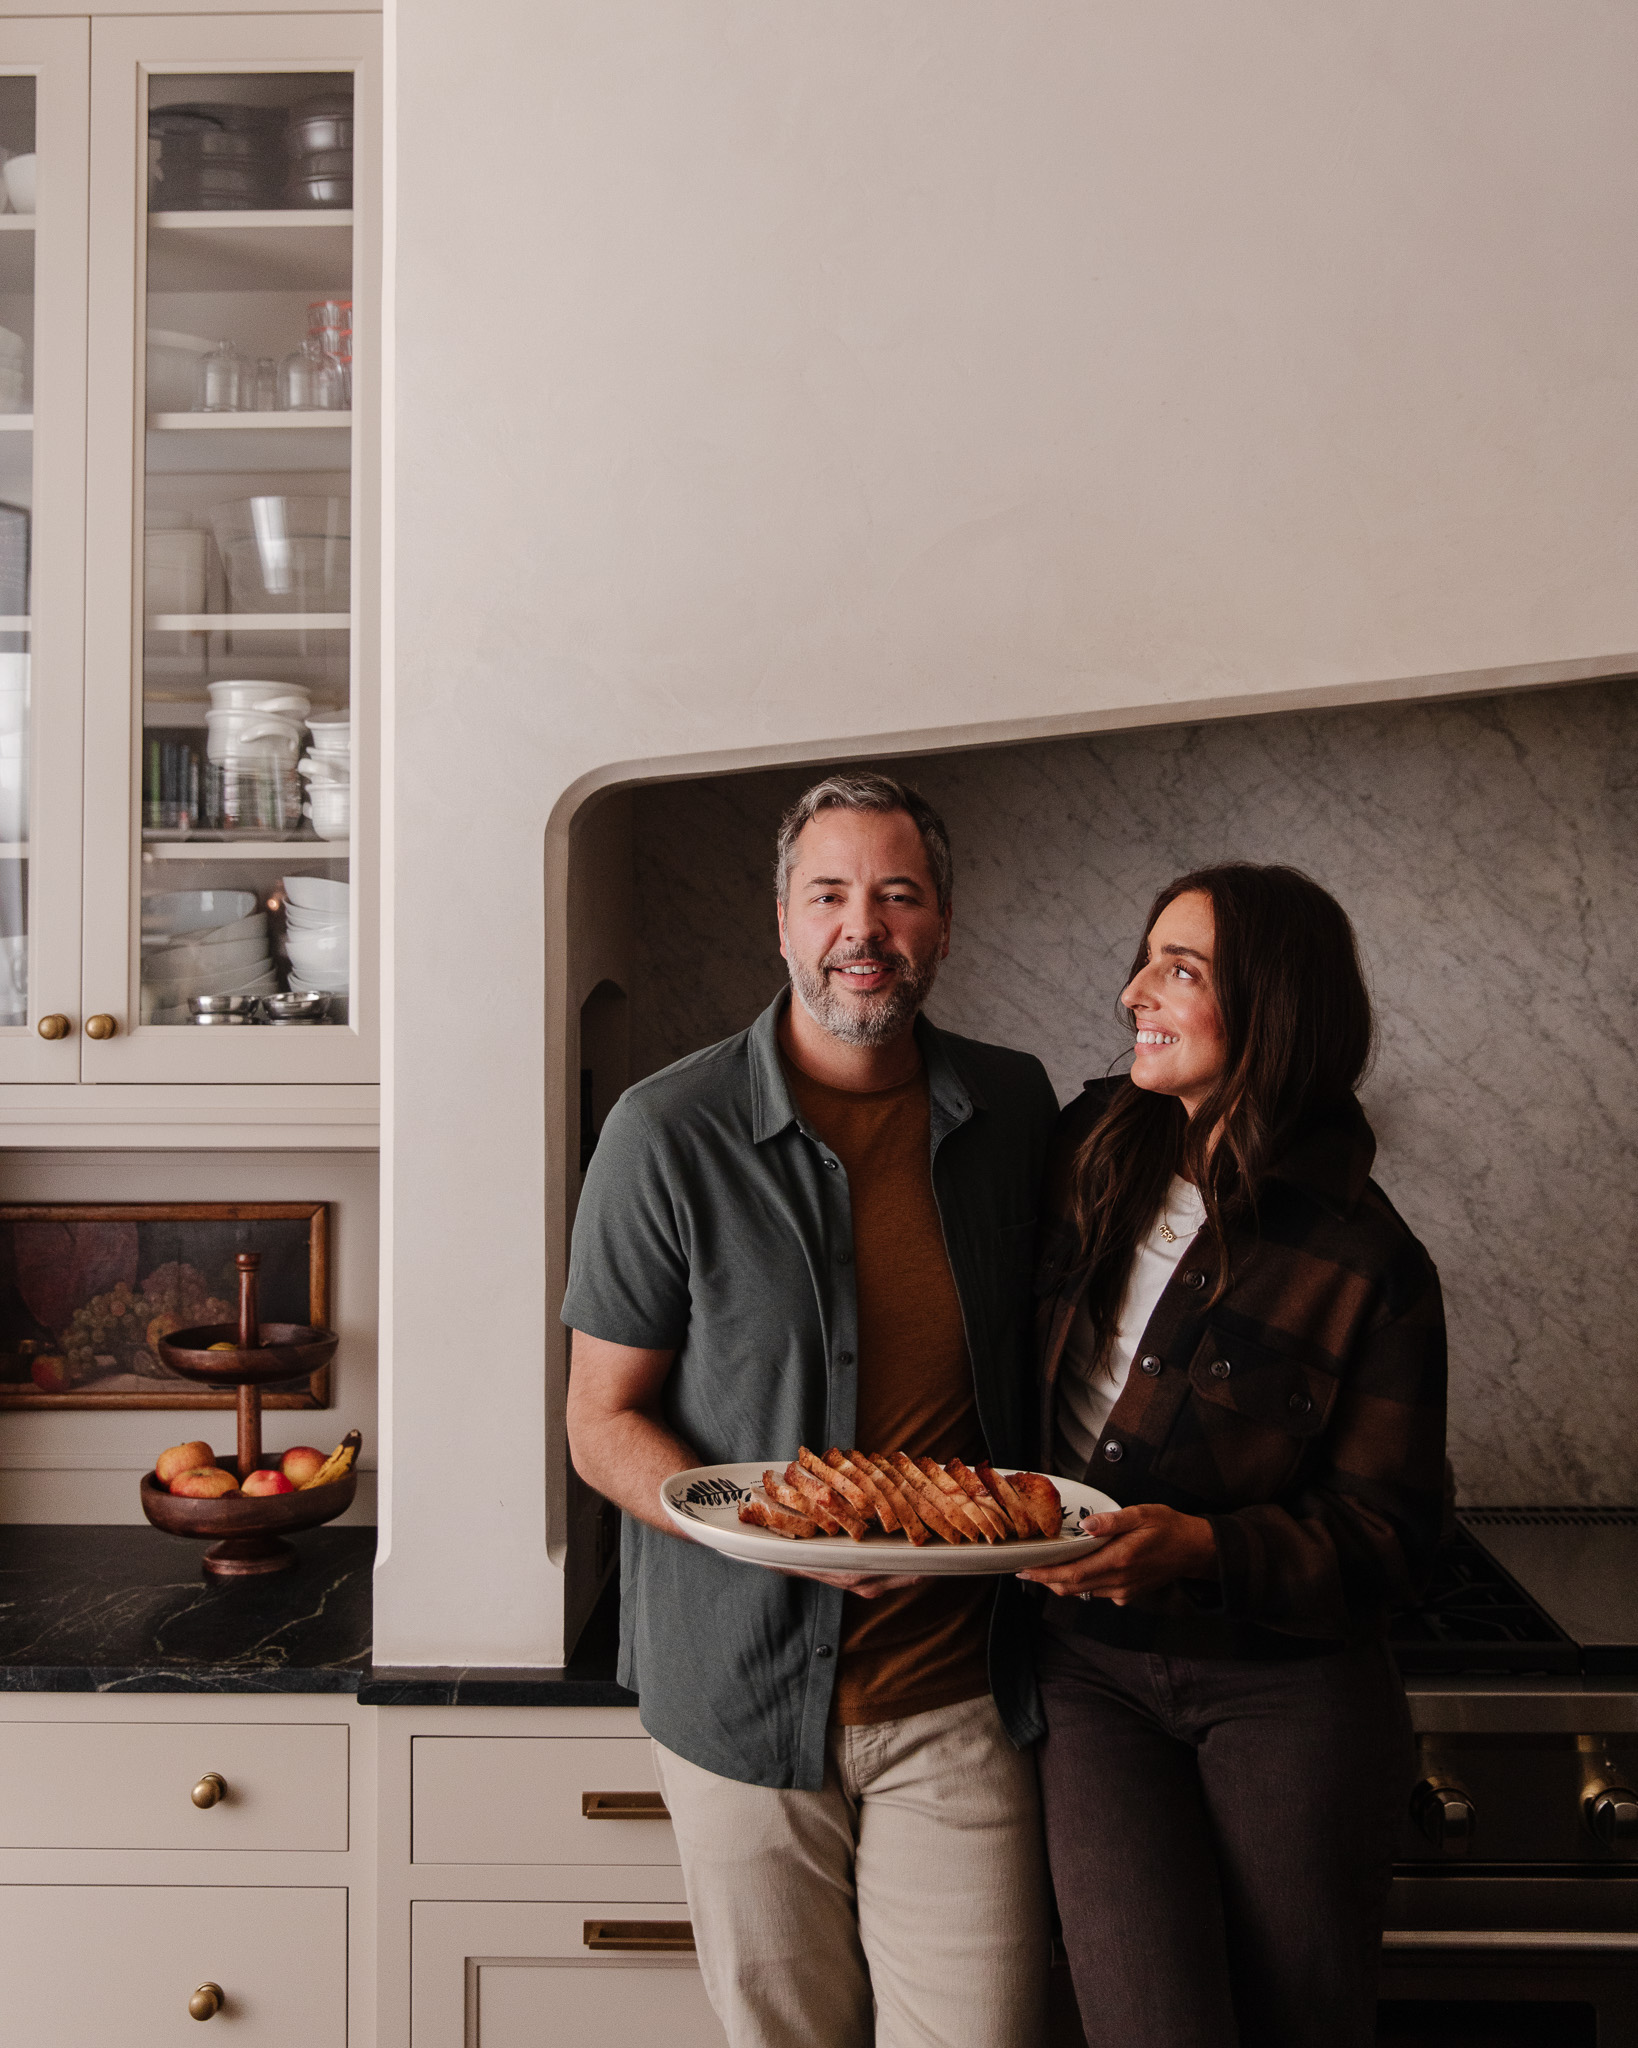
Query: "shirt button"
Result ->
[[838, 1351, 855, 1366], [823, 1159, 839, 1171], [1209, 1359, 1231, 1380], [1139, 1354, 1161, 1376], [815, 1644, 834, 1659], [1183, 1270, 1207, 1290], [1288, 1391, 1312, 1415], [836, 1250, 852, 1265], [1101, 1439, 1123, 1464]]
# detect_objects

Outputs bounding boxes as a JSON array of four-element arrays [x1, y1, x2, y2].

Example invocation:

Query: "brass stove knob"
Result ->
[[188, 1982, 223, 2021]]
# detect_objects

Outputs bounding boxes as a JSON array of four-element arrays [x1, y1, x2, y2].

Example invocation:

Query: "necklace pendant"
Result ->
[[1158, 1219, 1177, 1244]]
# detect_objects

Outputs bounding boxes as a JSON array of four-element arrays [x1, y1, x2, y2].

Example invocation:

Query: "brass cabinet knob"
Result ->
[[36, 1014, 68, 1040], [188, 1983, 223, 2022], [191, 1772, 227, 1809], [84, 1014, 116, 1039]]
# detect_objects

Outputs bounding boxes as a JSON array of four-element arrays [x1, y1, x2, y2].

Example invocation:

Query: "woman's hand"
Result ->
[[1018, 1503, 1218, 1605]]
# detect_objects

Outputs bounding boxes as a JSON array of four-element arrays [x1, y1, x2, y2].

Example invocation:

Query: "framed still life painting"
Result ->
[[0, 1202, 331, 1410]]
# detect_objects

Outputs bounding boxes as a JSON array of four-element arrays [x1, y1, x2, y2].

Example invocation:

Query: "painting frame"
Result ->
[[0, 1202, 331, 1411]]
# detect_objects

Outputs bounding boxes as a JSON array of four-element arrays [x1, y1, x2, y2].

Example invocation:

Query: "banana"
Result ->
[[298, 1428, 362, 1490]]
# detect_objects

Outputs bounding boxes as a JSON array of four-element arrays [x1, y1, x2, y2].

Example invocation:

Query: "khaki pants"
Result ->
[[652, 1693, 1051, 2048]]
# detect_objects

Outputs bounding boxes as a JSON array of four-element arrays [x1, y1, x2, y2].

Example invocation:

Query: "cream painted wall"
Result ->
[[0, 1150, 379, 1525], [383, 0, 1638, 1663]]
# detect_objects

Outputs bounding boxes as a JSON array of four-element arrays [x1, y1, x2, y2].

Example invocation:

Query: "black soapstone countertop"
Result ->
[[0, 1524, 633, 1705]]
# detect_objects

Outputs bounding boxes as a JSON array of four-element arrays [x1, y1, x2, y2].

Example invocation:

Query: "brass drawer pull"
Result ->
[[583, 1919, 694, 1954], [189, 1982, 223, 2021], [192, 1773, 227, 1809], [581, 1791, 670, 1820]]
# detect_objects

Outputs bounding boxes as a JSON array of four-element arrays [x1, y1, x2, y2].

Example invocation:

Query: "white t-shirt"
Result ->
[[1055, 1176, 1207, 1474]]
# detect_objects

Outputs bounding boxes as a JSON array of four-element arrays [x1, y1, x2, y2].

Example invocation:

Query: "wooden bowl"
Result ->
[[158, 1322, 339, 1388], [139, 1457, 357, 1577]]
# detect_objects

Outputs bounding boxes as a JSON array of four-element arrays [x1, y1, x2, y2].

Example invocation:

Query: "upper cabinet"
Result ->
[[0, 12, 377, 1087]]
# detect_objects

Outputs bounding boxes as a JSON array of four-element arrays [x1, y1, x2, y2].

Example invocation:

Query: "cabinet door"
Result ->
[[1, 1883, 347, 2047], [413, 1901, 727, 2048], [82, 13, 378, 1080], [0, 20, 87, 1080]]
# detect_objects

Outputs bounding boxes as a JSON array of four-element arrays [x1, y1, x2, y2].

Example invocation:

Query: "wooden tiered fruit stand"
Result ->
[[138, 1250, 355, 1577]]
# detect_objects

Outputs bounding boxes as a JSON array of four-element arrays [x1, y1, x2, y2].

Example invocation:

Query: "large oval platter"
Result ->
[[660, 1462, 1118, 1576]]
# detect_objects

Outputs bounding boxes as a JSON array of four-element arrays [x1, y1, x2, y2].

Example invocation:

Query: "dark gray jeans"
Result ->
[[1036, 1617, 1413, 2048]]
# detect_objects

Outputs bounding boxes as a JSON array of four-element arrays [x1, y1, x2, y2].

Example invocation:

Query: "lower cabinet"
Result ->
[[1, 1882, 348, 2047], [412, 1901, 726, 2047]]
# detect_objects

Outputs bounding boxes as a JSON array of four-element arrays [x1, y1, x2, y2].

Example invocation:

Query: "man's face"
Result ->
[[777, 807, 951, 1049]]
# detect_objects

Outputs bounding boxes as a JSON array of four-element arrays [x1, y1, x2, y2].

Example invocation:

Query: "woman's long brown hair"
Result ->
[[1068, 863, 1374, 1354]]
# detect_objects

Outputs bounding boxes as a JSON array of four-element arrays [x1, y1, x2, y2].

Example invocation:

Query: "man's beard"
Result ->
[[788, 942, 941, 1048]]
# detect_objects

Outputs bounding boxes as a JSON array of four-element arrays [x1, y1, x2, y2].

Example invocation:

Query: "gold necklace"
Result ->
[[1158, 1216, 1177, 1243]]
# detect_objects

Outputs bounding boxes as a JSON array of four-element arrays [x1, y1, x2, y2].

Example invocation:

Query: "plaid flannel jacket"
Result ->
[[1039, 1079, 1448, 1651]]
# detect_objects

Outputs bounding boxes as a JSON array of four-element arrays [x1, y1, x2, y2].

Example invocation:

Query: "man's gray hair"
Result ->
[[774, 772, 954, 912]]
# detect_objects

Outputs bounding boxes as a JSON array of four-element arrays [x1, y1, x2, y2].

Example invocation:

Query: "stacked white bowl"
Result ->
[[0, 326, 26, 414], [282, 875, 349, 1014], [298, 714, 349, 841], [0, 651, 27, 844], [204, 679, 309, 836], [140, 887, 276, 1024]]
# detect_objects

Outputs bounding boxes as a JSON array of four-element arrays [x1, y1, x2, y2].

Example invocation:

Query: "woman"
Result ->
[[1019, 864, 1447, 2048]]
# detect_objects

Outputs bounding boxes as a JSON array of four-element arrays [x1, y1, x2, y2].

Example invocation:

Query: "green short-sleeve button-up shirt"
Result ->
[[561, 991, 1060, 1790]]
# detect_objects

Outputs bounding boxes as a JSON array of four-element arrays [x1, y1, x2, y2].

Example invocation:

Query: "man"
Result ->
[[563, 771, 1060, 2048]]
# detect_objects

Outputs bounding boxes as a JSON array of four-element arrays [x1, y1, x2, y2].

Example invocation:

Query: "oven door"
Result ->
[[1381, 1876, 1638, 2046]]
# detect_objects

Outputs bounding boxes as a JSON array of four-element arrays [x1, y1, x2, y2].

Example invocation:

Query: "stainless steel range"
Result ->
[[1381, 1509, 1638, 2047]]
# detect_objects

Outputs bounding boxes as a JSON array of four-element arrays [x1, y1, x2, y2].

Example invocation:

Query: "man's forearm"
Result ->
[[569, 1403, 700, 1537]]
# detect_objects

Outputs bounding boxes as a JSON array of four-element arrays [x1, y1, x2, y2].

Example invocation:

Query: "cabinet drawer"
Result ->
[[414, 1899, 725, 2047], [2, 1882, 347, 2047], [0, 1721, 348, 1851], [412, 1735, 680, 1865]]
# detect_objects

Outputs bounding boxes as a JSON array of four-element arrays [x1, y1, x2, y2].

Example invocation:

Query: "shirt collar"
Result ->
[[1266, 1094, 1378, 1217], [747, 988, 980, 1144]]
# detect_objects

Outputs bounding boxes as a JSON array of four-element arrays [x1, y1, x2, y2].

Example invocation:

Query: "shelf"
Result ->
[[0, 416, 30, 432], [150, 412, 350, 431], [142, 838, 349, 862], [147, 613, 349, 633], [146, 412, 349, 475], [147, 211, 353, 293], [0, 842, 26, 858], [0, 616, 28, 632]]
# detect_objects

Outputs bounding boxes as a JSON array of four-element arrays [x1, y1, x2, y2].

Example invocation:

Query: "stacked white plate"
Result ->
[[140, 887, 276, 1025], [282, 875, 349, 1015]]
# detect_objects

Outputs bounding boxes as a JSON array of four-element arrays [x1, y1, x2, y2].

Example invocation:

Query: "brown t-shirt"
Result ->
[[784, 1055, 994, 1725]]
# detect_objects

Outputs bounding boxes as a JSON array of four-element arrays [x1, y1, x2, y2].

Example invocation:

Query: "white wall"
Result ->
[[0, 1149, 378, 1523], [383, 0, 1638, 1664]]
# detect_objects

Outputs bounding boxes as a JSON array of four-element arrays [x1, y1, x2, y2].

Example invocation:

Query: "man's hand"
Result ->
[[1017, 1503, 1217, 1605], [772, 1565, 931, 1600]]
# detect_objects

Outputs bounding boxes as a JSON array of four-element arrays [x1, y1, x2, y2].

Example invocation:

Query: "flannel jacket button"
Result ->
[[1209, 1358, 1231, 1380], [1139, 1354, 1161, 1376], [837, 1350, 855, 1366], [1101, 1439, 1123, 1463], [1288, 1391, 1312, 1415], [823, 1158, 839, 1171], [835, 1249, 852, 1264], [1183, 1270, 1206, 1290], [814, 1644, 834, 1659]]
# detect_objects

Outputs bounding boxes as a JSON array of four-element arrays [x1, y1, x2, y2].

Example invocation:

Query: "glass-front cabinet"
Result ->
[[3, 10, 377, 1087]]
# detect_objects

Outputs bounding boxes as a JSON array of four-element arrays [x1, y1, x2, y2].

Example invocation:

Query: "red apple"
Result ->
[[156, 1440, 217, 1486], [280, 1446, 326, 1486], [242, 1468, 295, 1498], [170, 1466, 239, 1499], [30, 1354, 72, 1393]]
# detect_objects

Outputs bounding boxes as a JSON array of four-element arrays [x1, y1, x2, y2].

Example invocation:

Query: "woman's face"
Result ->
[[1121, 890, 1229, 1119]]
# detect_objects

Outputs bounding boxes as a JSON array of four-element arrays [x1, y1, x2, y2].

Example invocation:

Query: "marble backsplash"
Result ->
[[628, 678, 1638, 1507]]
